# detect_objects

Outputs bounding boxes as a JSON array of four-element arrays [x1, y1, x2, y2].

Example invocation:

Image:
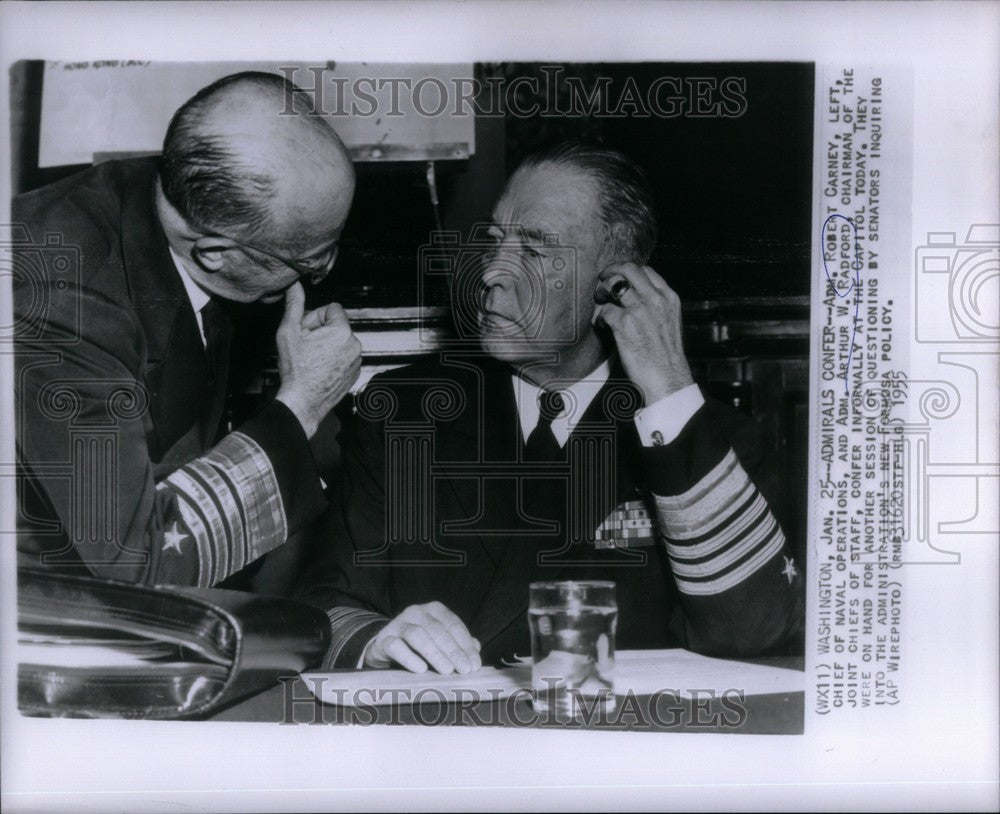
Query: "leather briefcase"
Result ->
[[17, 567, 331, 719]]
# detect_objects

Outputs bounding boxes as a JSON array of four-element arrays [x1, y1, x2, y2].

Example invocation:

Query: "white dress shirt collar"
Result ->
[[512, 357, 614, 448]]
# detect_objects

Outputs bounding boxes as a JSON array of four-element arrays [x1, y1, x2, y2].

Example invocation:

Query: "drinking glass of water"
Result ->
[[528, 580, 617, 715]]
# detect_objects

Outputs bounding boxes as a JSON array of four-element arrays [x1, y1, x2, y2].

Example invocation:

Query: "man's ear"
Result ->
[[192, 236, 241, 273]]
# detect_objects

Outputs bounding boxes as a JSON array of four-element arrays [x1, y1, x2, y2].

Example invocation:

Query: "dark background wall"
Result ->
[[330, 61, 815, 306]]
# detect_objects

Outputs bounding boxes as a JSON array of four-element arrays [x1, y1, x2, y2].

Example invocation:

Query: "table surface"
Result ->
[[210, 656, 804, 734]]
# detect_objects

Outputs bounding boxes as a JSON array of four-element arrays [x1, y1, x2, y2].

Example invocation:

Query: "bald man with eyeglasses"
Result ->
[[13, 71, 361, 587]]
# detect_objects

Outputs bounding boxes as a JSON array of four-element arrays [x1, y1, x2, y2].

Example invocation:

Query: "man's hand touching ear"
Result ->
[[593, 263, 695, 405]]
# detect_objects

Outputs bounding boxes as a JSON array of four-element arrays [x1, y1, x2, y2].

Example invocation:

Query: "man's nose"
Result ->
[[481, 251, 511, 289], [479, 262, 506, 315], [478, 252, 515, 315]]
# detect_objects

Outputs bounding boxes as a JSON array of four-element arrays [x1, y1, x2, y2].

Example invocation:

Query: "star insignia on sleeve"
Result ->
[[162, 522, 189, 554], [781, 555, 798, 584]]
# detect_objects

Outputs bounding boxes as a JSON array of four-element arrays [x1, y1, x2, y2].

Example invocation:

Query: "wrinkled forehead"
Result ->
[[492, 163, 603, 241]]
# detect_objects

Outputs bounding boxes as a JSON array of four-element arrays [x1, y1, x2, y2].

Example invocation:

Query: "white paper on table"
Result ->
[[301, 649, 803, 707], [606, 649, 804, 697]]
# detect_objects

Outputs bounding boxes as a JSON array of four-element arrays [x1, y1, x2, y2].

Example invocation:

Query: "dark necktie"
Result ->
[[524, 390, 565, 461], [522, 389, 567, 537], [199, 298, 232, 444], [200, 298, 231, 381]]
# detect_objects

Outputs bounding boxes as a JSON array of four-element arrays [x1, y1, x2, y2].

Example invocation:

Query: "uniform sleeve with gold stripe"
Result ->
[[151, 400, 325, 586], [15, 284, 326, 586], [317, 607, 390, 669], [640, 401, 803, 657]]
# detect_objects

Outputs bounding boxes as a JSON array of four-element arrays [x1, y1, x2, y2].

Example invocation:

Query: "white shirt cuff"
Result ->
[[357, 635, 376, 668], [634, 384, 705, 447]]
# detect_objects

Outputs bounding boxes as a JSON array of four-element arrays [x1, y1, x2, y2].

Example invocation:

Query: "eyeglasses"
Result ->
[[242, 237, 339, 286], [201, 233, 340, 286]]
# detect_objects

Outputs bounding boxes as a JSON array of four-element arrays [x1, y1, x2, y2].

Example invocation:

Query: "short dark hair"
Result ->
[[520, 140, 657, 264], [158, 71, 320, 241]]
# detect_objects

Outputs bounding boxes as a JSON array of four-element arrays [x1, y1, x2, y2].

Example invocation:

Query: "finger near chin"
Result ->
[[282, 282, 306, 315]]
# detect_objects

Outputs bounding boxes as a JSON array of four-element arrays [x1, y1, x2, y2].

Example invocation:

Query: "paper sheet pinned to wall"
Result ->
[[39, 61, 475, 167]]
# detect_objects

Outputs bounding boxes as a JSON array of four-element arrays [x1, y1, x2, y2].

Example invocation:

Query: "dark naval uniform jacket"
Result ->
[[13, 158, 326, 586], [297, 355, 804, 667]]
